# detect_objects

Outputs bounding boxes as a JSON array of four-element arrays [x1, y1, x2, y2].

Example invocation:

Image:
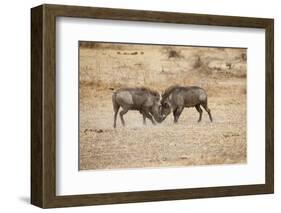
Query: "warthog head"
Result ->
[[160, 88, 175, 118], [150, 97, 168, 123], [160, 100, 172, 117]]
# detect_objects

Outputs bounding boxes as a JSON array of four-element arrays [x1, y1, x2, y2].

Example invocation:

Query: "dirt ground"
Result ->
[[79, 42, 247, 170]]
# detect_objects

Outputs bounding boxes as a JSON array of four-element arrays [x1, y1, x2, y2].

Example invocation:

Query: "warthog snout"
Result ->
[[160, 101, 172, 117]]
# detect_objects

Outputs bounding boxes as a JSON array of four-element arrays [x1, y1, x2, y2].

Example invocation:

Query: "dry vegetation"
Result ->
[[79, 42, 247, 170]]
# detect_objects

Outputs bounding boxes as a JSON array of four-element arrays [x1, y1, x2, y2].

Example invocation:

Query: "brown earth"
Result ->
[[79, 42, 247, 170]]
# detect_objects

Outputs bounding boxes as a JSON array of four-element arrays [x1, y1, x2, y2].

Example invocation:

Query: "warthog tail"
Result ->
[[112, 92, 119, 111]]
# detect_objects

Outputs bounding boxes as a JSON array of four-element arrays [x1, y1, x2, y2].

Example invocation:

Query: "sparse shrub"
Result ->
[[135, 63, 143, 67], [226, 63, 232, 69], [168, 49, 183, 59], [193, 55, 203, 69], [241, 53, 247, 61], [239, 72, 247, 78]]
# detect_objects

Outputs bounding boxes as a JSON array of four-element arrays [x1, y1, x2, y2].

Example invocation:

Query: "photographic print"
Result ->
[[79, 41, 247, 170]]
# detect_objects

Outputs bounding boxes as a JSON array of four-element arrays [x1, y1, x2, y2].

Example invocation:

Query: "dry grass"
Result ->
[[79, 42, 247, 170]]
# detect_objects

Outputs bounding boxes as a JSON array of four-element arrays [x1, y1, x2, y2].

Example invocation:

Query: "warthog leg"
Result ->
[[119, 108, 129, 126], [113, 105, 120, 128], [195, 104, 203, 122], [142, 113, 146, 125], [173, 107, 184, 123], [202, 103, 213, 122], [139, 110, 146, 125], [173, 109, 177, 123], [143, 110, 156, 125]]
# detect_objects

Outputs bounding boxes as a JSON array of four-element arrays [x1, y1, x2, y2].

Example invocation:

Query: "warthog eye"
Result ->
[[163, 102, 169, 108]]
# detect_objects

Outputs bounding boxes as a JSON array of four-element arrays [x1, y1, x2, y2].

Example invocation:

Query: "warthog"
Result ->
[[112, 87, 166, 128], [161, 85, 213, 123]]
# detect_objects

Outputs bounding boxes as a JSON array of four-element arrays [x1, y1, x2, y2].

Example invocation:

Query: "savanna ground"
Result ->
[[79, 42, 247, 170]]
